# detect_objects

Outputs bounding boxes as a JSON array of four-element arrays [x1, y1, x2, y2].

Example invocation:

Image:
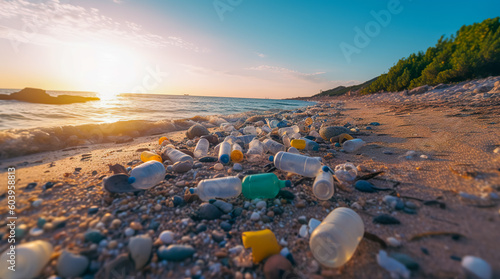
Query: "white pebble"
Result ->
[[280, 247, 290, 257], [351, 202, 363, 210], [250, 212, 260, 221], [214, 163, 224, 171], [493, 147, 500, 154], [308, 218, 321, 234], [229, 245, 244, 254], [386, 237, 401, 247], [461, 256, 492, 279], [299, 224, 308, 238], [256, 201, 267, 209], [377, 250, 410, 279], [124, 228, 135, 237], [279, 238, 288, 246], [32, 199, 43, 208], [159, 230, 174, 244]]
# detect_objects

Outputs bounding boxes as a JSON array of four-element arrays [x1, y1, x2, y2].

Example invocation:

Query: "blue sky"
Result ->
[[0, 0, 498, 98]]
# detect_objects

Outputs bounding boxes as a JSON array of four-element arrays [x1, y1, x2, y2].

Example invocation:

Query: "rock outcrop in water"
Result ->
[[0, 87, 100, 104]]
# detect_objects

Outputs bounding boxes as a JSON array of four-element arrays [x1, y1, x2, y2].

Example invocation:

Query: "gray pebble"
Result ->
[[220, 221, 232, 232], [157, 245, 196, 261]]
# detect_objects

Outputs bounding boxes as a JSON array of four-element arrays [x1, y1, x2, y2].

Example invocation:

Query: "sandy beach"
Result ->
[[1, 77, 499, 279]]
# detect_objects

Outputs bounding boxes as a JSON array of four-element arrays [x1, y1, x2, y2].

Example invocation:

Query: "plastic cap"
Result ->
[[285, 180, 292, 188], [128, 177, 136, 184], [219, 154, 230, 164], [268, 155, 274, 162], [322, 166, 330, 172], [312, 145, 319, 151]]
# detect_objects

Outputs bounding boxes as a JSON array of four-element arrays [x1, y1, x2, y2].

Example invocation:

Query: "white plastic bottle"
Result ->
[[309, 208, 364, 268], [0, 240, 53, 279], [246, 138, 264, 161], [313, 166, 334, 200], [300, 137, 320, 151], [190, 176, 242, 201], [129, 161, 166, 189], [343, 139, 365, 153], [272, 151, 322, 177], [236, 135, 256, 146], [218, 141, 231, 164], [163, 144, 194, 164], [263, 138, 285, 154], [194, 138, 210, 158]]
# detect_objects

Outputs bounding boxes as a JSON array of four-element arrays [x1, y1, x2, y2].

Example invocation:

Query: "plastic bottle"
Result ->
[[334, 163, 358, 183], [163, 144, 194, 164], [236, 135, 256, 146], [272, 151, 322, 177], [218, 141, 231, 164], [189, 176, 242, 201], [231, 143, 244, 162], [309, 130, 321, 138], [343, 139, 365, 153], [290, 139, 306, 149], [194, 138, 210, 158], [242, 173, 291, 199], [309, 208, 364, 268], [243, 126, 257, 135], [140, 151, 162, 162], [313, 166, 334, 200], [0, 240, 53, 279], [129, 160, 166, 189], [261, 126, 272, 133], [300, 137, 320, 151], [246, 139, 264, 161], [263, 138, 285, 154], [266, 118, 279, 129], [282, 135, 291, 148], [278, 125, 300, 136], [287, 147, 301, 154]]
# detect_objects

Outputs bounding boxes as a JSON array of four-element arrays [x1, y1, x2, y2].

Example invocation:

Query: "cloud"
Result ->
[[255, 52, 266, 58], [0, 0, 208, 52], [247, 65, 326, 82], [113, 0, 123, 3]]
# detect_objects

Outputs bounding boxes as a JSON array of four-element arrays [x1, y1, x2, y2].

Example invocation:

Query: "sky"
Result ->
[[0, 0, 498, 98]]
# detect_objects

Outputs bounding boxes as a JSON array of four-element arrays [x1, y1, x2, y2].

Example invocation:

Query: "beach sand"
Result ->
[[1, 83, 499, 278]]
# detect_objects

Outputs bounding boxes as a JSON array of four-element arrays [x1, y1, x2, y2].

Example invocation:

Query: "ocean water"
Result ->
[[0, 89, 314, 159]]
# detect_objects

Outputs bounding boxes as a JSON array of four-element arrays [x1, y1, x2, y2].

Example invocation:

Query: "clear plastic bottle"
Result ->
[[129, 161, 166, 189], [300, 137, 320, 151], [231, 143, 244, 162], [0, 240, 53, 279], [263, 138, 285, 154], [194, 138, 210, 158], [272, 151, 322, 177], [343, 139, 365, 153], [313, 166, 334, 200], [140, 151, 162, 162], [189, 176, 242, 201], [287, 147, 301, 154], [236, 135, 256, 146], [163, 144, 194, 164], [243, 126, 257, 135], [242, 173, 291, 199], [278, 125, 300, 136], [218, 141, 231, 164], [334, 163, 357, 183], [266, 118, 279, 129], [282, 135, 291, 147], [246, 139, 264, 161], [309, 207, 364, 268]]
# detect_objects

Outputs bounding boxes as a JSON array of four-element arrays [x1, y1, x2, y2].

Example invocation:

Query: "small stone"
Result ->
[[461, 256, 492, 279], [295, 200, 306, 209], [232, 207, 243, 217], [220, 221, 232, 232], [214, 163, 224, 171], [193, 162, 203, 169], [124, 228, 135, 237], [212, 200, 233, 214], [130, 222, 143, 231], [383, 195, 404, 210], [351, 202, 363, 210], [386, 237, 402, 247], [128, 234, 152, 270], [32, 199, 43, 207], [37, 217, 47, 228], [186, 124, 209, 139], [267, 211, 275, 218], [354, 180, 376, 193], [404, 201, 418, 209], [299, 225, 308, 238], [377, 250, 410, 279], [250, 212, 260, 221], [108, 240, 118, 249], [196, 223, 207, 233], [199, 156, 218, 162], [373, 214, 401, 225], [159, 230, 175, 244], [212, 231, 225, 243], [256, 201, 267, 210], [232, 163, 243, 172], [85, 229, 104, 243], [308, 218, 321, 234], [88, 206, 99, 215], [172, 161, 192, 173], [110, 219, 122, 230], [154, 204, 162, 211], [298, 216, 307, 224], [390, 253, 419, 271], [196, 203, 223, 220], [157, 245, 196, 261], [263, 254, 292, 279], [172, 195, 185, 207], [57, 250, 89, 278]]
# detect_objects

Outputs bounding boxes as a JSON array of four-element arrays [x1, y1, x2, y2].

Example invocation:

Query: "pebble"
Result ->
[[88, 206, 99, 215], [29, 227, 43, 237], [250, 212, 261, 221], [85, 229, 104, 243], [299, 225, 309, 238], [377, 250, 410, 279], [56, 250, 89, 278], [351, 202, 363, 210], [298, 216, 308, 224], [212, 231, 225, 243], [199, 156, 218, 162], [461, 256, 492, 279], [159, 230, 175, 244], [172, 195, 185, 207], [214, 163, 224, 170], [295, 200, 306, 208], [383, 195, 405, 210], [212, 200, 233, 214], [390, 253, 419, 271], [196, 203, 223, 220], [308, 218, 321, 234], [172, 161, 192, 173], [386, 237, 402, 247], [128, 234, 152, 269], [124, 228, 135, 237], [263, 254, 292, 279], [32, 199, 43, 207], [404, 201, 418, 209], [232, 163, 243, 172], [220, 221, 232, 232], [157, 245, 196, 261], [196, 223, 207, 233], [130, 221, 143, 231], [110, 219, 122, 230], [256, 200, 267, 210], [37, 217, 46, 228], [373, 214, 401, 225], [154, 204, 162, 211], [354, 180, 376, 193]]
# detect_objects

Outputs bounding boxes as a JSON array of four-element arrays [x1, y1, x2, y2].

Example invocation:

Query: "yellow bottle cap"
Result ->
[[141, 151, 163, 163], [242, 229, 281, 263], [290, 139, 306, 150], [230, 150, 244, 162], [159, 137, 168, 145]]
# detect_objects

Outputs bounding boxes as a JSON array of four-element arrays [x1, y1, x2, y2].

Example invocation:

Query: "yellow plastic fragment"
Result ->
[[290, 139, 306, 150], [140, 151, 162, 163], [158, 137, 168, 145], [241, 229, 281, 263], [330, 133, 354, 144]]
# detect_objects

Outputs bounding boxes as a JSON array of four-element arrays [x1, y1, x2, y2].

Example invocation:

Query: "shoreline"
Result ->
[[0, 78, 499, 278]]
